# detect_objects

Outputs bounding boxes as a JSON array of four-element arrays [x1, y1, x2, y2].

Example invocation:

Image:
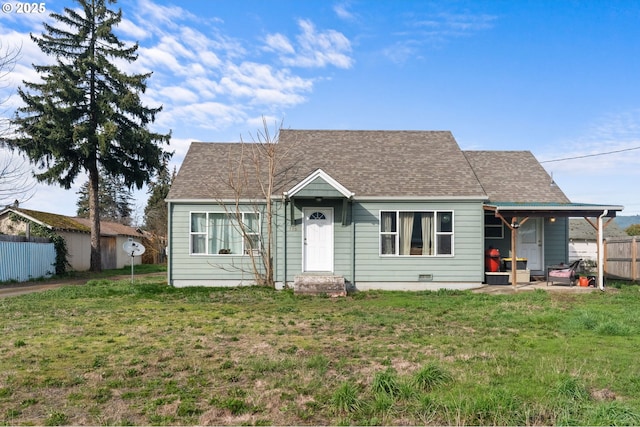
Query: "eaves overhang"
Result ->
[[1, 208, 52, 229], [165, 198, 266, 204], [483, 202, 624, 218]]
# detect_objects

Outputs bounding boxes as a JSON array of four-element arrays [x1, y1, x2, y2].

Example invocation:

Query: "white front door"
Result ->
[[303, 208, 334, 272], [516, 218, 543, 271]]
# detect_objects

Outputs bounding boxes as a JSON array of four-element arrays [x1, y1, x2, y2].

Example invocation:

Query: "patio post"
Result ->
[[597, 210, 608, 290], [511, 217, 518, 288]]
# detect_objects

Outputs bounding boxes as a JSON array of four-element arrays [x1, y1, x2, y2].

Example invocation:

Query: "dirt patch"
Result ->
[[591, 387, 617, 401]]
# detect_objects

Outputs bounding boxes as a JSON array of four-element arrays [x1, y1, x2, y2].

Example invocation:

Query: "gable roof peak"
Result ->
[[284, 168, 355, 199]]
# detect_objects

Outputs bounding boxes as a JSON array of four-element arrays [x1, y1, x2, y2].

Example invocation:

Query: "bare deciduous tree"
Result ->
[[0, 151, 36, 206], [215, 118, 300, 287], [0, 43, 35, 206]]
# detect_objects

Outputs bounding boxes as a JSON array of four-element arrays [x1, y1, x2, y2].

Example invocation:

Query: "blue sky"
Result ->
[[1, 0, 639, 218]]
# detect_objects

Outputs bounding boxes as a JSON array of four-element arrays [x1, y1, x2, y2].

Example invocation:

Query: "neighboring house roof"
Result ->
[[463, 151, 570, 203], [168, 130, 490, 201], [569, 218, 628, 241], [1, 207, 90, 232], [72, 217, 142, 237], [0, 207, 141, 237]]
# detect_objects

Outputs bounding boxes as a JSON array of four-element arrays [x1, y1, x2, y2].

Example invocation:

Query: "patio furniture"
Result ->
[[546, 259, 582, 286]]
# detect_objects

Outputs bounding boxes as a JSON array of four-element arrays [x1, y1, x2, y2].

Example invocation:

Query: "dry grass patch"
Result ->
[[1, 280, 640, 425]]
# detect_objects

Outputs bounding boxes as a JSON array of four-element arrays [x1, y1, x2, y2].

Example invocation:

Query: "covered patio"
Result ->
[[484, 202, 624, 290]]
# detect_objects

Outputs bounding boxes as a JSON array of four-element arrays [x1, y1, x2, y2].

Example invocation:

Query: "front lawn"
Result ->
[[1, 278, 639, 425]]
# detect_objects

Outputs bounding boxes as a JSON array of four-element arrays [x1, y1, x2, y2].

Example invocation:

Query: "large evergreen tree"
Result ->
[[7, 0, 171, 271], [143, 160, 173, 237], [77, 169, 133, 225]]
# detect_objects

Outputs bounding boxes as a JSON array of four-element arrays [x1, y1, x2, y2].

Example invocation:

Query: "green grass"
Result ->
[[1, 278, 640, 425], [0, 263, 167, 286], [57, 263, 167, 280]]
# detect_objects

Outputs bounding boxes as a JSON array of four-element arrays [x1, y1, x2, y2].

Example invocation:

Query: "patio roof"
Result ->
[[483, 202, 624, 218], [483, 202, 624, 292]]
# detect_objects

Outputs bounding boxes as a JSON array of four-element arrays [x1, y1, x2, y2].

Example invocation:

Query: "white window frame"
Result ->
[[190, 212, 207, 255], [189, 211, 261, 256], [379, 210, 454, 257]]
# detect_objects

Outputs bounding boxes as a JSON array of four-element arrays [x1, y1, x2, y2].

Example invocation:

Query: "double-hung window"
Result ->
[[190, 212, 260, 255], [380, 210, 453, 256]]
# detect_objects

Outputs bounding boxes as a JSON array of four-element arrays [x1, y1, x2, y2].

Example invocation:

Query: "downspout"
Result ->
[[284, 198, 288, 289], [167, 201, 173, 286], [351, 200, 355, 290], [597, 210, 608, 290]]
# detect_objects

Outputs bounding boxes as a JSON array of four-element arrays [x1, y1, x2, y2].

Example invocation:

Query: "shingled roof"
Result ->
[[1, 207, 141, 237], [168, 130, 488, 201], [167, 130, 583, 204], [463, 150, 570, 203]]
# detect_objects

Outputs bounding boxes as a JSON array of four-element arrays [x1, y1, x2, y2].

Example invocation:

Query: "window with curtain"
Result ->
[[190, 211, 260, 255], [380, 210, 453, 256]]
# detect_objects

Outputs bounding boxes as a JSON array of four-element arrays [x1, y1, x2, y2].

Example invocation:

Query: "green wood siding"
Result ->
[[293, 177, 346, 198], [171, 200, 486, 285], [351, 201, 484, 283], [169, 203, 266, 283]]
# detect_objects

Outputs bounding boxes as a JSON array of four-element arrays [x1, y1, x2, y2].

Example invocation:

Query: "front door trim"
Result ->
[[302, 207, 334, 272]]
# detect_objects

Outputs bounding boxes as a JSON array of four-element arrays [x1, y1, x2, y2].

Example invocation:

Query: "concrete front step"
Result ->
[[293, 274, 346, 297]]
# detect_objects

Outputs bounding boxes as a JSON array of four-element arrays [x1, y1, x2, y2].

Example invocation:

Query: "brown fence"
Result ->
[[605, 237, 639, 281]]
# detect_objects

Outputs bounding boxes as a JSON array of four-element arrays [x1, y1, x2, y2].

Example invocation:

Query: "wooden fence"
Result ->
[[0, 237, 56, 282], [605, 237, 639, 281]]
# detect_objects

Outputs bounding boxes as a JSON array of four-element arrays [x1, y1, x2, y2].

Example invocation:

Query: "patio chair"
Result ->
[[546, 259, 582, 286]]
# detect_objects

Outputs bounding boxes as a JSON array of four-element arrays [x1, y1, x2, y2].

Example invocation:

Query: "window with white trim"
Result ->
[[190, 212, 260, 255], [380, 210, 453, 256]]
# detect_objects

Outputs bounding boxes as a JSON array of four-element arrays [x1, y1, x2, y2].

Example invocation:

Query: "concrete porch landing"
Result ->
[[294, 274, 346, 297]]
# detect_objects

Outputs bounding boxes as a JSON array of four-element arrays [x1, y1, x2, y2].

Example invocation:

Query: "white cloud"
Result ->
[[334, 3, 356, 21], [266, 19, 353, 69], [169, 101, 247, 131], [414, 12, 497, 34], [157, 86, 199, 103], [182, 76, 221, 100], [265, 33, 295, 55], [136, 0, 198, 29], [118, 18, 150, 40], [538, 110, 640, 173], [381, 9, 497, 64], [381, 41, 421, 65], [536, 110, 640, 213]]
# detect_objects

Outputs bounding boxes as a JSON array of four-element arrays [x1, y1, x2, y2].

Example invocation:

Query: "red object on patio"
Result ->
[[485, 248, 501, 272]]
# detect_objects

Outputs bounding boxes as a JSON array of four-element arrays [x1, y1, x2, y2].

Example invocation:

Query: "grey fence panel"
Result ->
[[0, 241, 56, 282], [605, 237, 639, 281]]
